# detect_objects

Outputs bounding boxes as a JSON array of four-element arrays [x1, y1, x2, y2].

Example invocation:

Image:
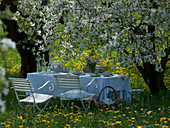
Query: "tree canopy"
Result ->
[[2, 0, 170, 94], [64, 0, 169, 71]]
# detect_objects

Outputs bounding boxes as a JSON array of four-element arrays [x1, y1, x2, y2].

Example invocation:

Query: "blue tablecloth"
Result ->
[[27, 73, 131, 103]]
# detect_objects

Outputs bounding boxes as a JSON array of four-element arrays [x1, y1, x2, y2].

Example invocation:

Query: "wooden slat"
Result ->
[[13, 86, 31, 89], [57, 81, 81, 84], [13, 88, 33, 92], [54, 75, 82, 89], [58, 86, 81, 89], [55, 75, 79, 78], [57, 78, 80, 81], [57, 83, 80, 86], [13, 83, 31, 86], [10, 78, 33, 92]]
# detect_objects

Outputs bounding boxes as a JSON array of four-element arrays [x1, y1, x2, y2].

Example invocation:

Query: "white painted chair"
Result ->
[[9, 78, 55, 113], [54, 74, 98, 111]]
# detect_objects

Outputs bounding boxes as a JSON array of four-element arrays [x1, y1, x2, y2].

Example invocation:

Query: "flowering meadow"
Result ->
[[0, 95, 170, 128], [0, 49, 169, 128]]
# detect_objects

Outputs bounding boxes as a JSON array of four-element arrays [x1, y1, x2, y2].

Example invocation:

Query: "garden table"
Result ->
[[27, 72, 131, 103]]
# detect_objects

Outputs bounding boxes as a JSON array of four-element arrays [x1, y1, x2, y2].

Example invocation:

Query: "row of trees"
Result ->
[[0, 0, 169, 95]]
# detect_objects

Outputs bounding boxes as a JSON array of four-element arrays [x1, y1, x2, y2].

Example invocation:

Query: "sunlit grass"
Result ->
[[0, 94, 169, 127]]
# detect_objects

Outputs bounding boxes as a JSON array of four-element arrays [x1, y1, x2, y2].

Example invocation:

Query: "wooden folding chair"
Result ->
[[54, 74, 98, 111], [9, 78, 55, 113]]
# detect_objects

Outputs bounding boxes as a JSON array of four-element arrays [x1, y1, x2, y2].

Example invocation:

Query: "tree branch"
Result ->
[[75, 0, 89, 12]]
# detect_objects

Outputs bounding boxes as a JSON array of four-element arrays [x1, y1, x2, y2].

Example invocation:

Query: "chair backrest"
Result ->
[[9, 78, 34, 101], [54, 75, 82, 89], [9, 78, 34, 92]]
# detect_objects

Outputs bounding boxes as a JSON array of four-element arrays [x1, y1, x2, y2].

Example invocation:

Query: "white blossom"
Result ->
[[1, 38, 16, 51]]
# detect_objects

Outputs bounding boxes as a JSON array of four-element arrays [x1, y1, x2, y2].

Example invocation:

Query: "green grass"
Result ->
[[0, 90, 170, 127]]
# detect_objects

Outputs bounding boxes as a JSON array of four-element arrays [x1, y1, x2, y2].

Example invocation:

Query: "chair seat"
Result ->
[[60, 89, 95, 100], [19, 93, 54, 103]]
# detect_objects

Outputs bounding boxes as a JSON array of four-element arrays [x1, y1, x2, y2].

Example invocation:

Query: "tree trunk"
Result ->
[[0, 0, 38, 78], [137, 61, 167, 95], [134, 1, 169, 95]]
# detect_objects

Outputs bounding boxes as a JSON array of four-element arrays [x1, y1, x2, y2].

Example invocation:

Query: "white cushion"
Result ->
[[19, 93, 53, 103], [60, 89, 95, 100]]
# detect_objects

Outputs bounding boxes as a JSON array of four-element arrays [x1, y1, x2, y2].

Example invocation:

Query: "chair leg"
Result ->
[[35, 100, 51, 113], [18, 102, 25, 109], [60, 99, 70, 110], [81, 100, 91, 111]]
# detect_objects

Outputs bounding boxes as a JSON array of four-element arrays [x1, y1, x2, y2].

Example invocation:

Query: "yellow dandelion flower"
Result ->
[[155, 124, 159, 126], [100, 109, 103, 112], [5, 125, 10, 128], [164, 121, 167, 123], [160, 117, 166, 122], [66, 124, 70, 127], [42, 120, 46, 123], [126, 107, 130, 109], [18, 116, 23, 120], [131, 117, 135, 120], [162, 126, 169, 128], [147, 111, 152, 115], [116, 121, 121, 124]]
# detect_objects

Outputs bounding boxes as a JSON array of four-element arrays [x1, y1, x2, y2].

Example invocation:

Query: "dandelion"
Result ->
[[17, 116, 23, 120], [160, 117, 166, 122], [155, 124, 159, 126], [164, 121, 167, 123], [88, 112, 93, 115], [114, 110, 119, 113], [66, 124, 70, 127], [131, 117, 135, 120], [5, 125, 10, 128], [147, 111, 152, 115], [116, 121, 121, 124], [162, 126, 169, 128], [42, 120, 46, 123], [126, 107, 130, 109]]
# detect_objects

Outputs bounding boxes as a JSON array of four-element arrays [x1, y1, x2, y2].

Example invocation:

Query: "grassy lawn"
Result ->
[[1, 91, 170, 127]]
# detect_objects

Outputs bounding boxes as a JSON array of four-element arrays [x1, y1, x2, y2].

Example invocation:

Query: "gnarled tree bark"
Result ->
[[0, 0, 48, 78]]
